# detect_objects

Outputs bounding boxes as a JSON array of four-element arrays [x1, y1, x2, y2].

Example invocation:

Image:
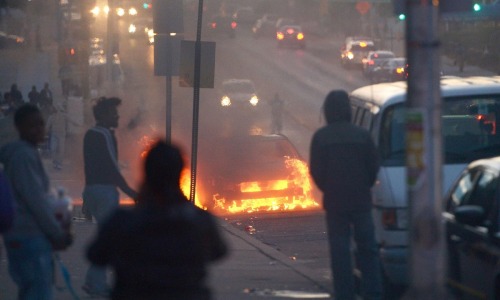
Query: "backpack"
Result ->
[[0, 170, 14, 233]]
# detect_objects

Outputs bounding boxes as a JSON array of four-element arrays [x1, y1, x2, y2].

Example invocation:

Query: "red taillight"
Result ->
[[277, 32, 284, 40], [231, 21, 237, 29], [297, 33, 304, 40], [211, 22, 216, 29], [368, 60, 375, 65]]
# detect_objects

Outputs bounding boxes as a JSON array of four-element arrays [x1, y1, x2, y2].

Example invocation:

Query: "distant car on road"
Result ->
[[200, 134, 314, 213], [443, 156, 500, 300], [276, 25, 305, 49], [371, 57, 406, 83], [340, 37, 376, 68], [362, 50, 396, 77], [206, 15, 237, 39], [219, 79, 259, 108]]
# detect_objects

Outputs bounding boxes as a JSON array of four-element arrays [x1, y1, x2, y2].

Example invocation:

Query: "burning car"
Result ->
[[200, 134, 318, 214]]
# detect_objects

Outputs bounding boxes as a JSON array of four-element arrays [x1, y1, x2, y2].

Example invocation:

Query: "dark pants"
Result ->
[[325, 210, 383, 300]]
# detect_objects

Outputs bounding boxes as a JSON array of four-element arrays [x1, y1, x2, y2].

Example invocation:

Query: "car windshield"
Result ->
[[226, 138, 298, 163], [351, 44, 375, 51], [223, 82, 255, 94], [380, 95, 500, 166]]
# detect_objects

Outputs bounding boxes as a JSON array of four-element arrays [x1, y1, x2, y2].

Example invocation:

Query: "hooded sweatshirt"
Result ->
[[0, 140, 65, 242], [309, 90, 380, 212]]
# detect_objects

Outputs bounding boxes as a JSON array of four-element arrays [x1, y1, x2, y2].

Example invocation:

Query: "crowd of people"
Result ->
[[0, 90, 384, 300], [0, 97, 229, 300], [0, 82, 54, 118], [0, 82, 70, 171]]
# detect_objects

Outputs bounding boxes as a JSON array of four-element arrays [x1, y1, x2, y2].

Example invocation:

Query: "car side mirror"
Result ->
[[454, 205, 485, 226]]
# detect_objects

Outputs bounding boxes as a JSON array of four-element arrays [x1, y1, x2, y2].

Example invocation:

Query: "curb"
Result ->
[[217, 218, 332, 293]]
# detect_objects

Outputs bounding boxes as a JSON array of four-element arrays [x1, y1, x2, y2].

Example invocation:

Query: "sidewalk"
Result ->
[[0, 215, 332, 300]]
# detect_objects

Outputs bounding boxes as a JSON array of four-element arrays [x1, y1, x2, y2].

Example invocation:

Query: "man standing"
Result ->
[[309, 90, 382, 300], [87, 140, 228, 299], [9, 84, 23, 106], [39, 83, 53, 115], [0, 104, 72, 299], [28, 85, 40, 107], [46, 103, 67, 170], [82, 96, 137, 297]]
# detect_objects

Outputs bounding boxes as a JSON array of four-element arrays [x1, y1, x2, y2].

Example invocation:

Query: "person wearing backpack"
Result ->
[[0, 104, 73, 300]]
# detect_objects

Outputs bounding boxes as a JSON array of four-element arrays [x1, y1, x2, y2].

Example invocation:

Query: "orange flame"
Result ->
[[212, 157, 319, 214], [180, 168, 206, 210]]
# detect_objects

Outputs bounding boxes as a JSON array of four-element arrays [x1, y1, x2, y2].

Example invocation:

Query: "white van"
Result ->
[[349, 76, 500, 288]]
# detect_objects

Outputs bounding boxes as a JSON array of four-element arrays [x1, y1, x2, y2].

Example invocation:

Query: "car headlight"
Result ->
[[347, 52, 354, 60], [116, 8, 125, 16], [381, 208, 408, 230], [104, 6, 110, 14], [128, 24, 136, 33], [90, 6, 100, 16], [221, 96, 231, 107], [249, 95, 259, 106], [129, 7, 137, 15]]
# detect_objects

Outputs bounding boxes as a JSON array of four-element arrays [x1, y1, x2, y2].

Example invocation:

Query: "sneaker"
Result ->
[[82, 284, 110, 298]]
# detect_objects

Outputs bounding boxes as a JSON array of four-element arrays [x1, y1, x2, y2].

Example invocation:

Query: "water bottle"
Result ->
[[52, 187, 73, 231]]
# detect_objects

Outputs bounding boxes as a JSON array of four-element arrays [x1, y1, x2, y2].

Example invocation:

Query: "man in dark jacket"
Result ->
[[87, 140, 228, 300], [309, 90, 382, 300], [82, 96, 137, 297]]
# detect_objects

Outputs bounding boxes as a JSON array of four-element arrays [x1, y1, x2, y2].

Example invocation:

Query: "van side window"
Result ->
[[380, 104, 405, 166], [353, 107, 364, 125], [361, 109, 372, 130], [443, 96, 500, 163], [351, 105, 359, 125]]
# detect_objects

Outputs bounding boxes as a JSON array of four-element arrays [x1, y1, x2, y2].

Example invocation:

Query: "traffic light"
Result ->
[[473, 2, 482, 11], [398, 13, 406, 21]]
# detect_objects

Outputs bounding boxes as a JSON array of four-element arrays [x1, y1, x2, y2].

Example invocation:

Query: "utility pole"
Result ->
[[403, 0, 447, 298], [106, 0, 116, 85], [189, 0, 204, 204]]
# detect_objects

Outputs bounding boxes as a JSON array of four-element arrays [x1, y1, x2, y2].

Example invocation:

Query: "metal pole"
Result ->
[[166, 75, 172, 143], [189, 0, 204, 204], [403, 0, 447, 298], [106, 0, 115, 83], [166, 36, 172, 143]]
